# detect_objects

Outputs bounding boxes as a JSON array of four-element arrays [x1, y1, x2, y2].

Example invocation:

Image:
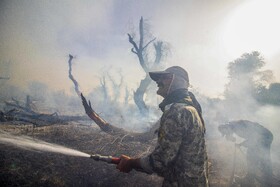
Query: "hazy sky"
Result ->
[[0, 0, 279, 97]]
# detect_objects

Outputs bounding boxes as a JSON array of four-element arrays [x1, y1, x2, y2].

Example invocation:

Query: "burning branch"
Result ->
[[68, 54, 81, 97]]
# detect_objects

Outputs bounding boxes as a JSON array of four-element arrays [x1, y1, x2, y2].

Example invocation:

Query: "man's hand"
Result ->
[[116, 155, 142, 173], [116, 155, 133, 173]]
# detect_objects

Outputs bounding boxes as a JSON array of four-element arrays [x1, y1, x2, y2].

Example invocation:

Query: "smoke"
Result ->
[[255, 105, 280, 164], [0, 130, 90, 157], [196, 52, 280, 182], [0, 61, 160, 132]]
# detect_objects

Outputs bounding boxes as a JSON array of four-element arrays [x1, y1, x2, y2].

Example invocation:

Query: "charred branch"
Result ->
[[81, 93, 158, 141], [5, 100, 38, 116], [81, 93, 124, 134], [139, 17, 144, 49], [127, 33, 148, 72], [128, 34, 139, 53], [68, 54, 81, 97], [1, 97, 89, 126], [143, 38, 156, 50], [0, 76, 10, 80], [131, 48, 137, 54]]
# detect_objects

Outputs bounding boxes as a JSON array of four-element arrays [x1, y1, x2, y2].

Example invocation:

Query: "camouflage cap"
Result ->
[[149, 66, 189, 84]]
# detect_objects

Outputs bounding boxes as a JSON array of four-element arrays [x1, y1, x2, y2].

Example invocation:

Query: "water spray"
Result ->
[[0, 131, 121, 163], [0, 131, 150, 175], [0, 131, 90, 158]]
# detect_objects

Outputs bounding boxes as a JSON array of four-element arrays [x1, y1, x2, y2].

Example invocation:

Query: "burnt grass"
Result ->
[[0, 121, 272, 187]]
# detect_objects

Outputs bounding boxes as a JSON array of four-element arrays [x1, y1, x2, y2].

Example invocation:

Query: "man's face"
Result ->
[[156, 74, 173, 97]]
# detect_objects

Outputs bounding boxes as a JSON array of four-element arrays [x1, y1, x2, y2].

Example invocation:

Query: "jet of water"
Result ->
[[0, 130, 90, 157]]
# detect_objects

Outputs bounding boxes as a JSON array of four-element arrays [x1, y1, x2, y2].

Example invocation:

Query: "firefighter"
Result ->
[[116, 66, 208, 187], [218, 120, 273, 187]]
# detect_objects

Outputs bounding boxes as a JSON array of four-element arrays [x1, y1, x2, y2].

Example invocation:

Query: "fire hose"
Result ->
[[90, 154, 121, 164], [90, 154, 148, 173]]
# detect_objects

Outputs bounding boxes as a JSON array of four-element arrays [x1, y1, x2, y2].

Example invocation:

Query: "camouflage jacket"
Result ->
[[140, 97, 208, 187]]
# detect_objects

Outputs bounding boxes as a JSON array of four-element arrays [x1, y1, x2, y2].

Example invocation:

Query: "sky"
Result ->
[[0, 0, 280, 97]]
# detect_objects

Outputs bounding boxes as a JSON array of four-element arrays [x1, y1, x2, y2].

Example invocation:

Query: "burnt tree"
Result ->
[[128, 17, 168, 116], [107, 70, 124, 103]]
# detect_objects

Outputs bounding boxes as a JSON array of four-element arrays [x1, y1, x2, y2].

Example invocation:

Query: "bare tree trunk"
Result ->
[[133, 74, 151, 115], [128, 17, 165, 116]]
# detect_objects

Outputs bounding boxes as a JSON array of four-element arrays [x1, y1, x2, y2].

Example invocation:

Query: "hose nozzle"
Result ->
[[90, 154, 120, 164]]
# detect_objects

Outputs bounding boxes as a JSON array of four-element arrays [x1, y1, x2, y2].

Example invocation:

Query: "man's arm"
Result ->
[[116, 113, 185, 174], [140, 106, 189, 175], [116, 105, 190, 174]]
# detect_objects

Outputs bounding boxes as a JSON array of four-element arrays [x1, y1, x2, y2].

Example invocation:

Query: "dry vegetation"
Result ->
[[0, 122, 162, 187], [1, 121, 278, 187]]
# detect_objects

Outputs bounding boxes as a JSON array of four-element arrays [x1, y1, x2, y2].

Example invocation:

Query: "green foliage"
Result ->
[[224, 51, 280, 106], [256, 83, 280, 105], [227, 51, 264, 79]]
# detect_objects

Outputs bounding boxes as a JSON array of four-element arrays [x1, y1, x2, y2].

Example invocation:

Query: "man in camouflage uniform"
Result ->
[[117, 66, 209, 187], [218, 120, 273, 187]]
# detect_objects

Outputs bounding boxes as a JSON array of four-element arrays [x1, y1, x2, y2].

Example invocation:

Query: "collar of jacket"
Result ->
[[159, 88, 191, 112]]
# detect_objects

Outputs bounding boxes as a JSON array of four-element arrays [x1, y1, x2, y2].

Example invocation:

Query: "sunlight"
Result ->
[[222, 0, 280, 58]]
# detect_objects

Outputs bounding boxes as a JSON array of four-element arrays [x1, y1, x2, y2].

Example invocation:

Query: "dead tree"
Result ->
[[128, 17, 167, 116], [124, 86, 130, 106], [99, 75, 109, 103], [107, 70, 124, 103]]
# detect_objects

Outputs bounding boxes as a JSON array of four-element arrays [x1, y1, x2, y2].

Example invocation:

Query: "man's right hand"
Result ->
[[116, 155, 142, 173], [116, 155, 134, 173]]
